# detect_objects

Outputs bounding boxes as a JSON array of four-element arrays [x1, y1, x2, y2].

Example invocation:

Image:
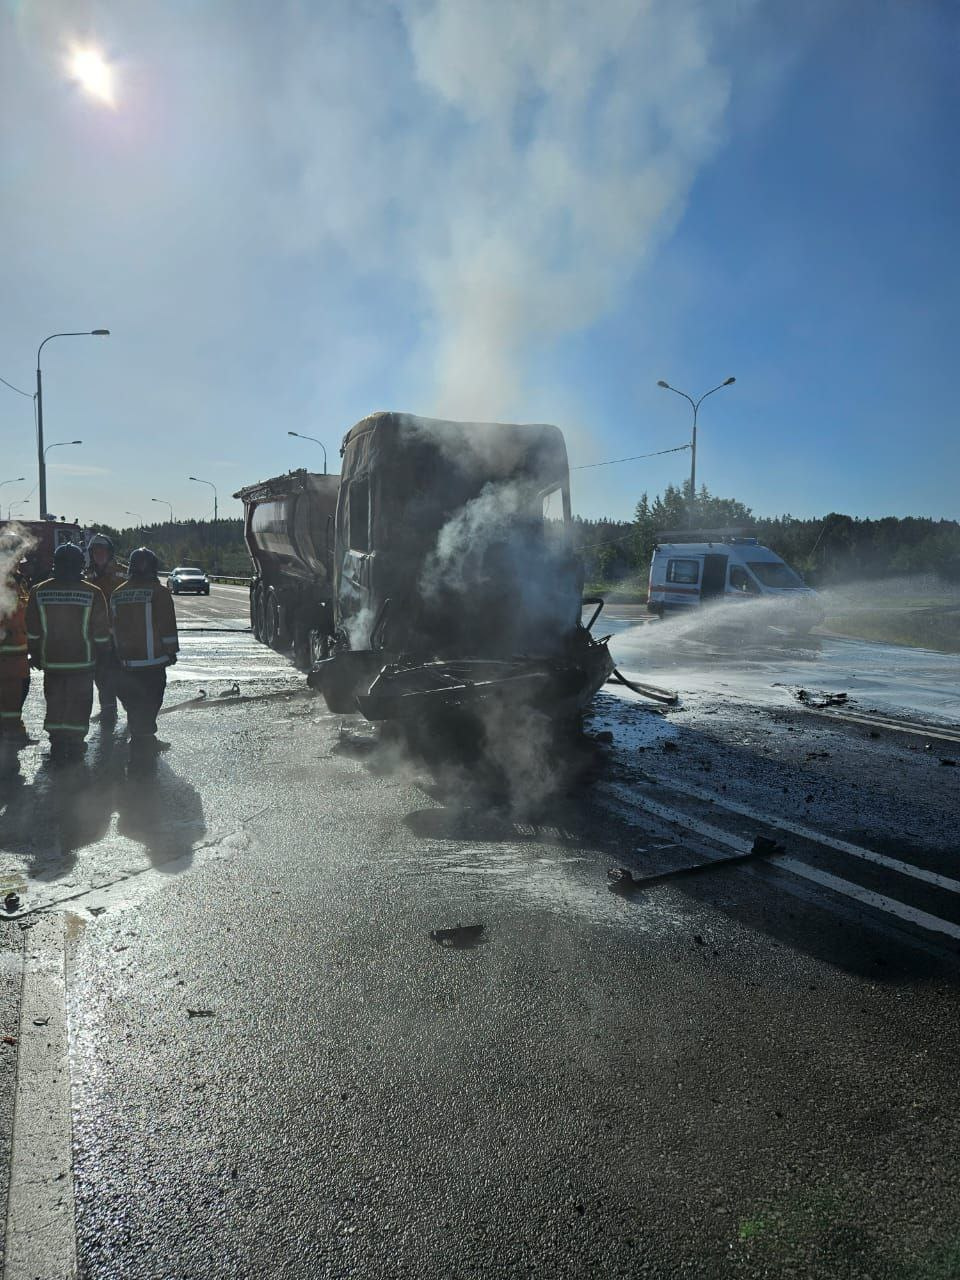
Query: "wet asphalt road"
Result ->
[[2, 587, 960, 1279]]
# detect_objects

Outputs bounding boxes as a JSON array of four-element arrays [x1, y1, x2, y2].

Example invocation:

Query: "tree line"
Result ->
[[574, 483, 960, 586], [99, 485, 960, 586]]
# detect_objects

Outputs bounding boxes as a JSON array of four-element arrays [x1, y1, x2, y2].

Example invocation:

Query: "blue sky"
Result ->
[[1, 0, 957, 529]]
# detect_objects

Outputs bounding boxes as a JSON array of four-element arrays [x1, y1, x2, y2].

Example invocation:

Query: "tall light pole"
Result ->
[[0, 476, 25, 495], [287, 430, 327, 475], [151, 497, 174, 523], [189, 476, 218, 570], [36, 330, 109, 518], [657, 377, 735, 523], [125, 510, 144, 524]]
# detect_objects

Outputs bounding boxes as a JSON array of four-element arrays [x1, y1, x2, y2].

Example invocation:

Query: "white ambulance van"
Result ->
[[646, 531, 823, 629]]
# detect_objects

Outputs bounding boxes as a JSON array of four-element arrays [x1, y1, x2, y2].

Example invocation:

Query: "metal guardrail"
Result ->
[[207, 575, 252, 585]]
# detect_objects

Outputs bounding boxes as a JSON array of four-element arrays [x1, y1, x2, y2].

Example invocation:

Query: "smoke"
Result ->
[[0, 523, 37, 625], [268, 0, 738, 419]]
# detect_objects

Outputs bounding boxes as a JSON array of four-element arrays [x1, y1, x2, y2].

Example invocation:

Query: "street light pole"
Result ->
[[43, 440, 83, 461], [657, 377, 735, 523], [189, 476, 218, 570], [151, 498, 174, 523], [287, 430, 328, 475], [36, 330, 109, 518]]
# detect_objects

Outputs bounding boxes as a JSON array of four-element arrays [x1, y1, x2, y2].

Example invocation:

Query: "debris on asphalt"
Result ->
[[592, 730, 614, 745], [2, 1036, 17, 1046], [751, 834, 785, 856], [662, 740, 679, 753], [430, 924, 485, 949], [805, 751, 832, 760], [607, 867, 640, 894], [187, 1009, 216, 1018], [3, 891, 20, 913], [796, 689, 849, 708], [939, 758, 957, 767], [693, 935, 705, 946], [32, 1017, 50, 1027], [218, 682, 241, 698]]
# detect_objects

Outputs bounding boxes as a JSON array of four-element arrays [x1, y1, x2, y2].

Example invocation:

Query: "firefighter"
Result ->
[[0, 560, 32, 744], [111, 548, 179, 761], [84, 533, 126, 727], [25, 543, 111, 762]]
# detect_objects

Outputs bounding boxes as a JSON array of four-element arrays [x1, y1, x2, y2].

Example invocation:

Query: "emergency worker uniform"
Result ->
[[111, 552, 179, 752], [84, 534, 126, 724], [0, 578, 31, 740], [26, 551, 111, 755]]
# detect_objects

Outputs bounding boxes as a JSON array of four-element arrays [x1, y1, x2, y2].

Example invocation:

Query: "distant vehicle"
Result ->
[[647, 530, 823, 629], [168, 566, 210, 595], [0, 518, 83, 582], [233, 469, 340, 669]]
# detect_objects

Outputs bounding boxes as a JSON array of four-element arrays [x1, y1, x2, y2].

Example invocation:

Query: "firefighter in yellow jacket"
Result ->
[[0, 561, 32, 744], [25, 542, 111, 761], [111, 548, 179, 760], [85, 532, 127, 727]]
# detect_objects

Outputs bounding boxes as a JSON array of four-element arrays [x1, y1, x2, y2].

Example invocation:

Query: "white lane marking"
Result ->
[[632, 775, 960, 895], [606, 785, 960, 942], [812, 708, 960, 745], [4, 915, 77, 1280], [776, 857, 960, 941]]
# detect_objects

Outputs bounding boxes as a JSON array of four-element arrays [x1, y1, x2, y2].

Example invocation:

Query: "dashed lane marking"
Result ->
[[3, 915, 76, 1280], [605, 785, 960, 944], [630, 775, 960, 895]]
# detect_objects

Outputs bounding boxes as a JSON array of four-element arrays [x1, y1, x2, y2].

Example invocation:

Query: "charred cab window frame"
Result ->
[[666, 558, 700, 585], [349, 477, 370, 553], [540, 484, 568, 538]]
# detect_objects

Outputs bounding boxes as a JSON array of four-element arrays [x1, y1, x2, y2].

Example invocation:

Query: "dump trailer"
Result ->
[[233, 469, 340, 669], [0, 518, 84, 581], [308, 412, 614, 725]]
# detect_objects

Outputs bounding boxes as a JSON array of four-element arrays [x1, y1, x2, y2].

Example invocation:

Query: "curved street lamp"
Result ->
[[151, 497, 174, 523], [287, 430, 327, 475], [657, 377, 735, 523], [36, 329, 109, 517], [44, 439, 83, 460], [125, 510, 144, 524]]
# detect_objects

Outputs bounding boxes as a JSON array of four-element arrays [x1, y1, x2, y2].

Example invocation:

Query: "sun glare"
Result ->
[[67, 45, 116, 106]]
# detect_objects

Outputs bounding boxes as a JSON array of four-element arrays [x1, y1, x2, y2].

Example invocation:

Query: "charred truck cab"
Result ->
[[309, 412, 613, 725]]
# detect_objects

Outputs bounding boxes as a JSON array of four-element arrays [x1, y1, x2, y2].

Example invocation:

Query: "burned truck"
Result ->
[[234, 469, 340, 669], [309, 412, 613, 727]]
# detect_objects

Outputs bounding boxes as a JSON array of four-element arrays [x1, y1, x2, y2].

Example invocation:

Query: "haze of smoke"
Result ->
[[268, 0, 737, 420], [0, 523, 37, 623]]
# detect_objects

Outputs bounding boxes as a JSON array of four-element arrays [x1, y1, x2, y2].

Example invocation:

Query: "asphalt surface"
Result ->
[[2, 586, 959, 1279]]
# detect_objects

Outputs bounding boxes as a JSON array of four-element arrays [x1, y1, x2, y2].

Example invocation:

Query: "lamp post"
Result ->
[[0, 476, 25, 495], [656, 377, 735, 523], [36, 330, 109, 518], [189, 476, 218, 571], [151, 498, 174, 523], [287, 430, 327, 475], [44, 440, 83, 461], [125, 510, 144, 524]]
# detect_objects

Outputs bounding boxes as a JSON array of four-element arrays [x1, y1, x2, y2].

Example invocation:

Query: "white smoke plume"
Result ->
[[268, 0, 737, 419], [0, 524, 37, 628]]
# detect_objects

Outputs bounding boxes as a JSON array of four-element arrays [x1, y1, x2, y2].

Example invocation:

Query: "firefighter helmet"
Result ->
[[87, 532, 115, 557], [52, 542, 85, 580], [128, 547, 159, 579]]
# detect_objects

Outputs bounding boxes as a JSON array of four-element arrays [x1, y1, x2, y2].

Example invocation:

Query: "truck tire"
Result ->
[[251, 585, 265, 642], [263, 590, 278, 647]]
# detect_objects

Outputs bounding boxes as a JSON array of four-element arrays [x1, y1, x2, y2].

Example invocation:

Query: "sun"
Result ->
[[66, 45, 116, 106]]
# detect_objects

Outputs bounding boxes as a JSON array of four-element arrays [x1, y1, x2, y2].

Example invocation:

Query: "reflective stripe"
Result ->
[[43, 661, 95, 671], [0, 711, 23, 719], [160, 635, 178, 645], [26, 633, 41, 640], [0, 644, 27, 653], [122, 656, 169, 668], [93, 637, 111, 644], [44, 723, 88, 733]]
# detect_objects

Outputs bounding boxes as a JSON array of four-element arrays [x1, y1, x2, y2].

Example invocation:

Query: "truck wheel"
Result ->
[[308, 628, 330, 665], [251, 585, 265, 642], [263, 591, 278, 647]]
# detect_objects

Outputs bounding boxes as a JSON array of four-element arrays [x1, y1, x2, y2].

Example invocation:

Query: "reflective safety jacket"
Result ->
[[85, 563, 127, 601], [0, 585, 30, 679], [110, 579, 179, 668], [25, 578, 111, 671]]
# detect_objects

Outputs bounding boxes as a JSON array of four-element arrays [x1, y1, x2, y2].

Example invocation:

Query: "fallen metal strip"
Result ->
[[804, 707, 960, 746]]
